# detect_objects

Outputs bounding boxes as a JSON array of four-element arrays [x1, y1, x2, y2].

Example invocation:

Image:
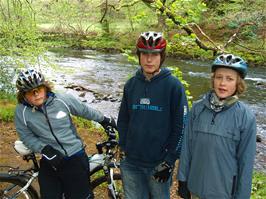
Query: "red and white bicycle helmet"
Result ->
[[16, 68, 45, 92], [137, 31, 167, 53]]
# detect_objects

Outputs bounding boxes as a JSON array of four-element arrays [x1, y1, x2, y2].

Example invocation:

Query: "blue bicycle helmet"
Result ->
[[16, 68, 45, 92], [212, 54, 248, 78]]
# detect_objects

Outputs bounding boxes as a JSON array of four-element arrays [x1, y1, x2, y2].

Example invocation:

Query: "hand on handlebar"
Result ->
[[99, 116, 117, 130]]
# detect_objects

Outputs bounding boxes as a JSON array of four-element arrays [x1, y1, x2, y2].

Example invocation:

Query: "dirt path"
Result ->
[[0, 121, 180, 199]]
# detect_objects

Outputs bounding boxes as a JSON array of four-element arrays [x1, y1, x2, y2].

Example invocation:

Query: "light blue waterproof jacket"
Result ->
[[15, 93, 104, 156], [178, 92, 256, 199]]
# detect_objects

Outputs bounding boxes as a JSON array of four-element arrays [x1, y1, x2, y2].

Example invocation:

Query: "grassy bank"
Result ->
[[41, 32, 266, 68]]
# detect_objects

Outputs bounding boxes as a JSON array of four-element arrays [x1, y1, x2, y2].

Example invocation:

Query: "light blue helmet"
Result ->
[[212, 54, 248, 78]]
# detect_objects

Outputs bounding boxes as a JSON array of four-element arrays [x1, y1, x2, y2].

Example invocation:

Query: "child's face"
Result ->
[[213, 67, 238, 99], [24, 86, 47, 107], [140, 52, 161, 76]]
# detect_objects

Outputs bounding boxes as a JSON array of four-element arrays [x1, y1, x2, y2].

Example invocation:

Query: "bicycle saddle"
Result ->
[[14, 140, 32, 155]]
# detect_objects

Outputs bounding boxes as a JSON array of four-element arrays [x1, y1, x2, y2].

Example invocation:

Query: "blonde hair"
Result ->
[[211, 72, 247, 96], [16, 81, 53, 104]]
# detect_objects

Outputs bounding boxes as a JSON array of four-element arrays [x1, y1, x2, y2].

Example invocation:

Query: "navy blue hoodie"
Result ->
[[117, 67, 188, 168]]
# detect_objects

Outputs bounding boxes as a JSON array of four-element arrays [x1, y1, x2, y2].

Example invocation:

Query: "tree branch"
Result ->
[[110, 0, 141, 11], [223, 22, 255, 49], [99, 0, 108, 23], [157, 3, 218, 54]]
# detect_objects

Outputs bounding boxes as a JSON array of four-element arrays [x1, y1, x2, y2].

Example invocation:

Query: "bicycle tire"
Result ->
[[91, 173, 124, 199], [0, 174, 39, 199]]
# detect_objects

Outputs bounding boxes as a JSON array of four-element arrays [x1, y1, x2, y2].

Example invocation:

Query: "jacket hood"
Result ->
[[135, 67, 171, 82]]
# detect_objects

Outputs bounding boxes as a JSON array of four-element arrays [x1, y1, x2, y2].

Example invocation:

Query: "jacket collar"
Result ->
[[203, 91, 238, 112]]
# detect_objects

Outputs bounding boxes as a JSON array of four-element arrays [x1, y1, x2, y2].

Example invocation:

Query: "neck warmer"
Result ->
[[209, 91, 238, 112]]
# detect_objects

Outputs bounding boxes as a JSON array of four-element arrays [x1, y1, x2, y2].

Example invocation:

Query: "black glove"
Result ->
[[153, 161, 173, 183], [177, 181, 191, 199], [41, 145, 64, 170], [99, 116, 117, 130]]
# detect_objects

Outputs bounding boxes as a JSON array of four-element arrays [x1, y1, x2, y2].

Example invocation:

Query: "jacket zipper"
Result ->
[[43, 105, 68, 156], [211, 112, 217, 125]]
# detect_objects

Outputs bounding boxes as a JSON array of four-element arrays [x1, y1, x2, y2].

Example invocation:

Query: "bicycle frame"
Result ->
[[0, 127, 122, 199]]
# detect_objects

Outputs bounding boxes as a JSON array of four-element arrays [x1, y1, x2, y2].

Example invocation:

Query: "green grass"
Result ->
[[251, 171, 266, 198], [0, 92, 16, 122]]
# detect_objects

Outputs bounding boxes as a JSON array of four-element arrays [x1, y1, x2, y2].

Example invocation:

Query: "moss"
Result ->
[[251, 171, 266, 199]]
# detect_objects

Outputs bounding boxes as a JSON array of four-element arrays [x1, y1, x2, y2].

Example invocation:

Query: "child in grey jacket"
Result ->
[[15, 68, 116, 199]]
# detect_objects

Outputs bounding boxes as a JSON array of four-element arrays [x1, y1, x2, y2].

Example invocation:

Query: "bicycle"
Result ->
[[0, 126, 123, 199]]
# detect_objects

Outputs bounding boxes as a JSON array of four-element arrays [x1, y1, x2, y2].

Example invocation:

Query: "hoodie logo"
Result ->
[[140, 98, 150, 105], [56, 111, 67, 119]]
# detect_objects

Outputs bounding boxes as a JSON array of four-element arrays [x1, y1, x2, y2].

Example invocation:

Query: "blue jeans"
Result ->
[[120, 159, 171, 199]]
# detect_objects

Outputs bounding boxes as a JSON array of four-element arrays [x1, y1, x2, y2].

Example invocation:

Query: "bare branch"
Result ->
[[110, 0, 141, 11], [233, 40, 266, 54], [99, 0, 108, 23], [223, 22, 256, 49], [190, 23, 221, 50]]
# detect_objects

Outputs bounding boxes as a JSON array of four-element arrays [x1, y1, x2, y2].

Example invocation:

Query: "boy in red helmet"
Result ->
[[117, 31, 188, 199]]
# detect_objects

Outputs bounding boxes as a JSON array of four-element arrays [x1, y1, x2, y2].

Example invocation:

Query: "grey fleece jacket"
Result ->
[[15, 92, 104, 156]]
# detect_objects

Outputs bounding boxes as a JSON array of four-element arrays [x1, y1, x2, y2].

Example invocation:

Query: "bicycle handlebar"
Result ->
[[14, 126, 118, 165], [104, 126, 117, 140], [96, 126, 118, 154]]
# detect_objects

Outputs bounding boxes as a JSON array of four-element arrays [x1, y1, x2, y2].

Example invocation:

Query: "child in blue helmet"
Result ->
[[177, 54, 257, 199], [15, 68, 116, 199]]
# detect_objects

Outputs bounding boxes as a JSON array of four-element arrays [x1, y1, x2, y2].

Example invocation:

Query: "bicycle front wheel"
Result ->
[[0, 174, 39, 199], [91, 173, 124, 199]]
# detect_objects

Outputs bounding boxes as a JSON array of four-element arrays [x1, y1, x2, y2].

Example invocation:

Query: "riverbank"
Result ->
[[41, 32, 266, 68]]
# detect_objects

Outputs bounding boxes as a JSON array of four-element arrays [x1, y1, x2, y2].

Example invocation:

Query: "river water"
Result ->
[[45, 48, 266, 173]]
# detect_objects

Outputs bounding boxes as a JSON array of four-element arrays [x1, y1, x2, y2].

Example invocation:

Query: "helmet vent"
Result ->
[[226, 55, 232, 63], [148, 37, 153, 47], [233, 58, 241, 63], [142, 37, 147, 46], [154, 38, 160, 47]]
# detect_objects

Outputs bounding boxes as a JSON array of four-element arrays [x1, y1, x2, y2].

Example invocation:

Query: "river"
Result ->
[[45, 48, 266, 173]]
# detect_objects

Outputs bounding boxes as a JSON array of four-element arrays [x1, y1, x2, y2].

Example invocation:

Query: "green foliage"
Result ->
[[168, 34, 214, 60], [0, 0, 46, 93], [0, 92, 16, 122], [155, 0, 207, 25], [0, 105, 15, 122], [122, 50, 138, 65], [0, 91, 16, 102], [168, 67, 193, 108], [251, 171, 266, 199], [72, 117, 94, 129]]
